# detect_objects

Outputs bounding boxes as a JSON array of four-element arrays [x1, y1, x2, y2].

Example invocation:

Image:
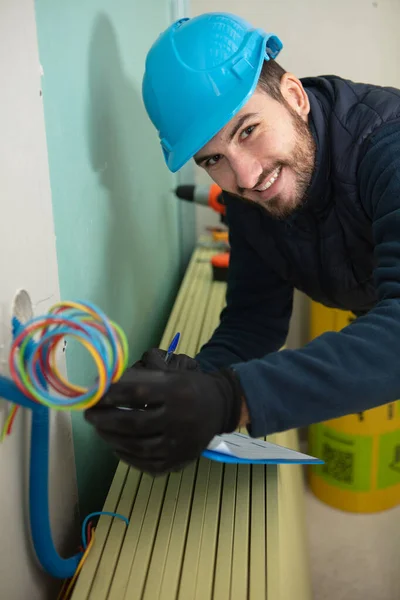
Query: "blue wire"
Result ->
[[81, 512, 129, 550]]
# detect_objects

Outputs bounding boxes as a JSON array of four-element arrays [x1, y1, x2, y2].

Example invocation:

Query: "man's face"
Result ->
[[194, 75, 316, 219]]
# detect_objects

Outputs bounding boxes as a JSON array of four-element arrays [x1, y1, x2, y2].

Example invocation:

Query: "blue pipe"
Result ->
[[0, 325, 82, 578], [30, 404, 81, 577], [0, 375, 38, 411]]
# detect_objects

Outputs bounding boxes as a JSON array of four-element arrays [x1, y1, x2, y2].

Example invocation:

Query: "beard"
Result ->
[[235, 105, 316, 219]]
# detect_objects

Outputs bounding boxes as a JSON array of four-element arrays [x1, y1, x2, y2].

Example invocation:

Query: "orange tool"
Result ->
[[175, 183, 226, 218], [174, 183, 230, 279], [211, 252, 230, 281]]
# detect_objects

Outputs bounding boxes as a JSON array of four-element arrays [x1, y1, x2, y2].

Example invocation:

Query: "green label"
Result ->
[[377, 429, 400, 489], [309, 424, 372, 492]]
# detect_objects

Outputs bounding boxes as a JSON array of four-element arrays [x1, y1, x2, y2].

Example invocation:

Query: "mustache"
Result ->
[[237, 164, 282, 196]]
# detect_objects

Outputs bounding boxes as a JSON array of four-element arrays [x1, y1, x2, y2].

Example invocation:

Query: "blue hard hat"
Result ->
[[142, 12, 283, 172]]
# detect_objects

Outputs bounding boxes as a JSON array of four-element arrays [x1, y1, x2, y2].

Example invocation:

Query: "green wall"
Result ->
[[35, 2, 195, 517]]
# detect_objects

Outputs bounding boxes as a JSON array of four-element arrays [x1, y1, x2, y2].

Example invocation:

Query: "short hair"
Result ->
[[256, 59, 286, 101]]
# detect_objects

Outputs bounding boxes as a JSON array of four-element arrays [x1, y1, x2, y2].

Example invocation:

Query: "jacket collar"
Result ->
[[299, 84, 332, 217]]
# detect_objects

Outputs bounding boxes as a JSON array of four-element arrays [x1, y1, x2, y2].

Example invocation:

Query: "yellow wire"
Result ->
[[58, 531, 96, 600], [0, 406, 17, 442]]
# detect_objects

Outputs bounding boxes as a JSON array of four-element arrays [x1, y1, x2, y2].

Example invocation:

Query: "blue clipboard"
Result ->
[[202, 432, 324, 465]]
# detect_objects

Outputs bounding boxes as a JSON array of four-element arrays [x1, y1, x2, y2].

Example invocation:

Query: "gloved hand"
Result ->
[[133, 347, 200, 372], [84, 367, 243, 476]]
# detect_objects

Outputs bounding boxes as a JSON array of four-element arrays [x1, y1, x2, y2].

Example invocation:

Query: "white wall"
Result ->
[[192, 0, 400, 82], [190, 0, 400, 348], [0, 1, 79, 598]]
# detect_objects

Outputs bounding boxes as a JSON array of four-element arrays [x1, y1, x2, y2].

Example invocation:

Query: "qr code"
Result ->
[[322, 442, 354, 484], [393, 444, 400, 464]]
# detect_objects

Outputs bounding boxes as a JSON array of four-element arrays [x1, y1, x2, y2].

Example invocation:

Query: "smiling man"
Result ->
[[192, 69, 315, 219], [85, 12, 400, 476]]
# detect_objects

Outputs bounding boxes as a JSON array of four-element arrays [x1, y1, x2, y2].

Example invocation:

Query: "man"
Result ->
[[85, 12, 400, 476]]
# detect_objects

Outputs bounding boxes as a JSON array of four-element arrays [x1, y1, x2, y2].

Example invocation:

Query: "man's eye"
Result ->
[[240, 125, 256, 140], [205, 155, 221, 167]]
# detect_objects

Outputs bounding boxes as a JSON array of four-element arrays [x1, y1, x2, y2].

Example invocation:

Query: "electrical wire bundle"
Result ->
[[2, 299, 129, 440]]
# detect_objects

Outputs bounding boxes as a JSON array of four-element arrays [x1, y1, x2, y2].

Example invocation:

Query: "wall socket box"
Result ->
[[0, 303, 10, 377], [0, 290, 34, 378]]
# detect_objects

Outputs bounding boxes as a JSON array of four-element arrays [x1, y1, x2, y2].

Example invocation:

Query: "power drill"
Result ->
[[175, 183, 226, 221], [174, 184, 230, 280]]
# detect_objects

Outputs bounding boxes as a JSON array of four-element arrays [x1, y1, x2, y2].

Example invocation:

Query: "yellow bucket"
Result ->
[[308, 302, 400, 512], [308, 404, 400, 513]]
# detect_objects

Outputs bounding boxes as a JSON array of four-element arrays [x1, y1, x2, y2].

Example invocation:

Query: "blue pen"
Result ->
[[165, 332, 180, 364]]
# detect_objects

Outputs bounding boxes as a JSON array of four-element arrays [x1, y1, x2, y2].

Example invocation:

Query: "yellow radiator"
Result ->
[[71, 242, 312, 600]]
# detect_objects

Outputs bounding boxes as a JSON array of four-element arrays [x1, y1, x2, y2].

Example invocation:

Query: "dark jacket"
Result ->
[[195, 75, 400, 437]]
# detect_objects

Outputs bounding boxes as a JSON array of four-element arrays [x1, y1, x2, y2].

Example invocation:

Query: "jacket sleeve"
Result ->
[[195, 201, 294, 372], [232, 120, 400, 438]]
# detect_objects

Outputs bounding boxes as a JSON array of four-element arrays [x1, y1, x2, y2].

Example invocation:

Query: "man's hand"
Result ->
[[133, 348, 200, 372], [84, 367, 243, 476]]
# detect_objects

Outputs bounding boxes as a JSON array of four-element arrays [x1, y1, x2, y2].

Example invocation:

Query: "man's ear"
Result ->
[[280, 73, 310, 119]]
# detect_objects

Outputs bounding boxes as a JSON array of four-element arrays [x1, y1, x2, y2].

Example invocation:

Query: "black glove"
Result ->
[[133, 348, 200, 372], [84, 367, 243, 476]]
